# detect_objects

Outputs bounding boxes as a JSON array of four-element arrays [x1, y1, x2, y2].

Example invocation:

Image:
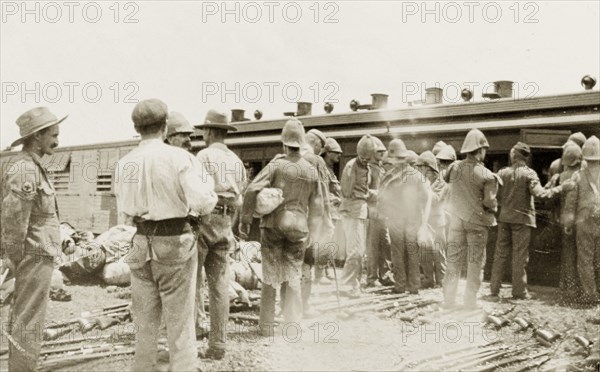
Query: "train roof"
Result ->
[[1, 89, 599, 157]]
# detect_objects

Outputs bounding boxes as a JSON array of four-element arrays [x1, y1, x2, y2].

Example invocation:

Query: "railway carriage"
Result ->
[[2, 83, 599, 285]]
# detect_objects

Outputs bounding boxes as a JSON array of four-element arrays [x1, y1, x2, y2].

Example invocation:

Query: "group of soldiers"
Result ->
[[1, 100, 599, 371]]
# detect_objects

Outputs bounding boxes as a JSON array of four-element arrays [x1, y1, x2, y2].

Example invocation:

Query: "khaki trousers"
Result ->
[[130, 235, 198, 372], [388, 218, 421, 292], [490, 222, 531, 297], [7, 253, 54, 372], [443, 218, 488, 306], [340, 217, 367, 289], [577, 220, 600, 300]]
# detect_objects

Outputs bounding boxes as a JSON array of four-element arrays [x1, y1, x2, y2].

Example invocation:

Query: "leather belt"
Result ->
[[134, 217, 193, 236], [212, 204, 235, 216]]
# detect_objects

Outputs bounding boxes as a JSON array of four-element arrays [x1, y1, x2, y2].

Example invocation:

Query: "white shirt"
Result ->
[[196, 142, 246, 205], [115, 139, 217, 222]]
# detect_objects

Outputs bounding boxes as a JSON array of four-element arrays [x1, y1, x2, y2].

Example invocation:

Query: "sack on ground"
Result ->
[[101, 259, 131, 286]]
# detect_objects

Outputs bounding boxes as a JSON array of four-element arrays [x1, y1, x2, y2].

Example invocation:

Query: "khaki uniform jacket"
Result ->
[[429, 177, 448, 228], [325, 163, 342, 220], [339, 158, 371, 219], [241, 153, 324, 229], [563, 168, 600, 228], [302, 151, 332, 222], [496, 164, 545, 228], [367, 161, 385, 219], [378, 163, 430, 221], [444, 158, 499, 227], [1, 151, 61, 257]]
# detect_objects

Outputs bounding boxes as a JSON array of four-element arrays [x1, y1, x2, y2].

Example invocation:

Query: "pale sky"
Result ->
[[1, 0, 599, 149]]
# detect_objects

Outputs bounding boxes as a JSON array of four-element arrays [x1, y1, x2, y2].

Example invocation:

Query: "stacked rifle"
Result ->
[[0, 303, 136, 371], [395, 306, 599, 372], [42, 302, 132, 341], [308, 289, 439, 320]]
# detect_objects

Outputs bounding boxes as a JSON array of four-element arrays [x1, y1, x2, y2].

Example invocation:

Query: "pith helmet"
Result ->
[[435, 145, 457, 161], [307, 129, 326, 146], [582, 135, 600, 161], [166, 112, 194, 137], [357, 134, 376, 159], [565, 132, 586, 148], [432, 141, 447, 156], [281, 118, 305, 148], [417, 151, 439, 173], [388, 138, 408, 158], [324, 137, 342, 153], [549, 158, 562, 177], [372, 136, 387, 152], [460, 129, 489, 154], [562, 143, 582, 167], [405, 150, 419, 165]]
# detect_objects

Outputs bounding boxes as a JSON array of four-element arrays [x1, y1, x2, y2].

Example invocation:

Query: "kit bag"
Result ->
[[275, 205, 309, 243]]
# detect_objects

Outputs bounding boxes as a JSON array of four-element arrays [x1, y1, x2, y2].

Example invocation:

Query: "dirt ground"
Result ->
[[1, 277, 599, 371]]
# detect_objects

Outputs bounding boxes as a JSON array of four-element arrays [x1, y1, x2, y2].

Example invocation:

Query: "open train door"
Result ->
[[522, 129, 571, 286]]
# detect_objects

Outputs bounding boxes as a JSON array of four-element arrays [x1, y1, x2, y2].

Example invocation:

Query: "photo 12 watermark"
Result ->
[[1, 1, 140, 23], [401, 2, 540, 24], [201, 1, 340, 24], [400, 81, 540, 105], [201, 81, 340, 104], [2, 81, 140, 104]]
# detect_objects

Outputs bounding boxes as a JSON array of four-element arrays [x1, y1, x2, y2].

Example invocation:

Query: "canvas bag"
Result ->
[[275, 204, 309, 243]]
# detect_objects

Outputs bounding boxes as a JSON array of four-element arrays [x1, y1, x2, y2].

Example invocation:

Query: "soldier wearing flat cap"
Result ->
[[194, 109, 247, 359], [114, 99, 217, 371], [489, 142, 571, 301], [1, 107, 66, 371]]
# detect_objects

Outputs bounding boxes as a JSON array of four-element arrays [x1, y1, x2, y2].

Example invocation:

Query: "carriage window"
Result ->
[[49, 170, 70, 192], [96, 171, 113, 192]]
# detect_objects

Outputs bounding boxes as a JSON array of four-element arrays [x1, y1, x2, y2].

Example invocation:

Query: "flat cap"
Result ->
[[132, 99, 168, 128], [323, 137, 342, 153], [512, 141, 531, 157]]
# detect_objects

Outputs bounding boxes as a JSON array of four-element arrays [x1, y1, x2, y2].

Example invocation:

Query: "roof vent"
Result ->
[[581, 75, 597, 90], [324, 102, 334, 114], [283, 102, 313, 117], [350, 93, 389, 111], [461, 88, 473, 102], [231, 109, 249, 122], [425, 87, 443, 104], [297, 102, 313, 116], [254, 110, 263, 120], [483, 81, 514, 99]]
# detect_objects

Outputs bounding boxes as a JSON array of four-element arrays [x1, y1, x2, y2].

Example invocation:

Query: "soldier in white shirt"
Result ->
[[115, 99, 217, 372]]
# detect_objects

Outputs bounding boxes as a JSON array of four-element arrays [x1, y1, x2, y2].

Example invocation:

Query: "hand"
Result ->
[[564, 227, 573, 236], [561, 180, 576, 192], [239, 223, 251, 240], [367, 189, 378, 202]]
